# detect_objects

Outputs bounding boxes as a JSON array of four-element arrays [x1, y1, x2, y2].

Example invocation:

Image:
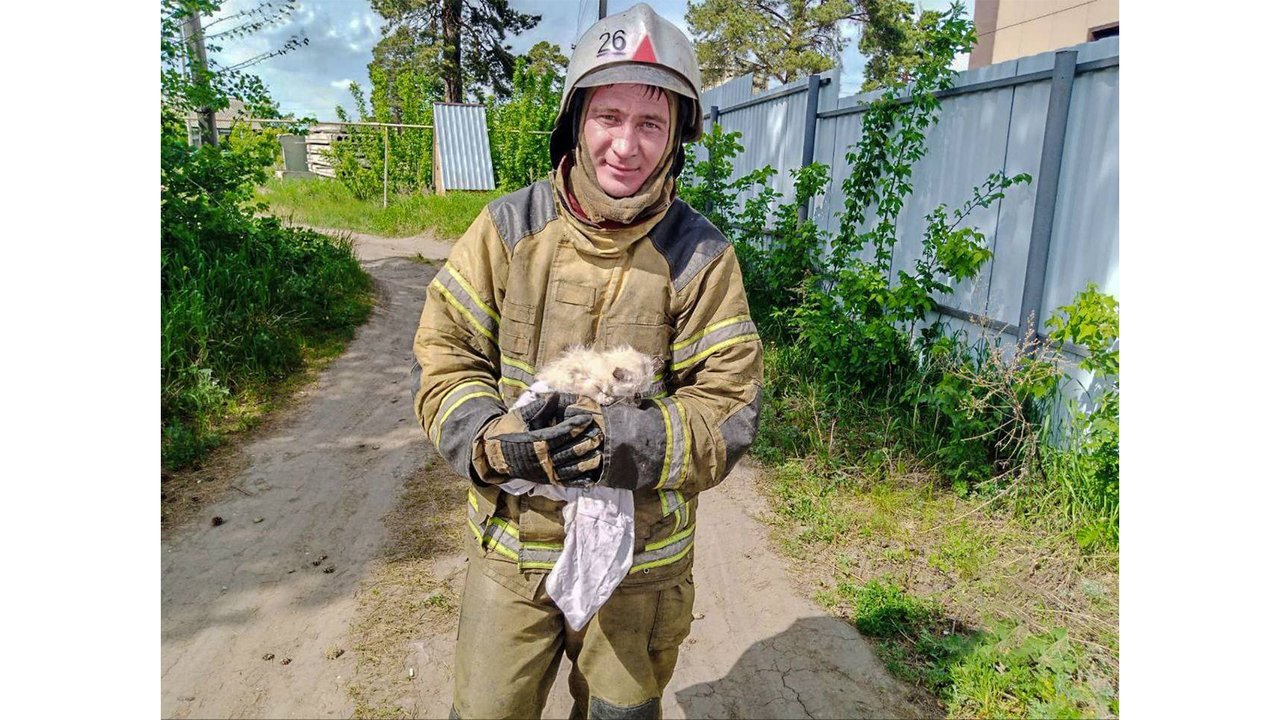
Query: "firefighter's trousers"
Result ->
[[451, 544, 695, 719]]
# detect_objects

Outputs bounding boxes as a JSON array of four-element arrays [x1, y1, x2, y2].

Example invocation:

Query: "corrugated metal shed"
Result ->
[[433, 103, 496, 192]]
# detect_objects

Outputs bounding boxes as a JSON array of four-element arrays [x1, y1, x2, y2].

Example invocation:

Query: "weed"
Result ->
[[852, 578, 934, 638], [750, 339, 1120, 716], [947, 623, 1107, 718], [821, 577, 1110, 717]]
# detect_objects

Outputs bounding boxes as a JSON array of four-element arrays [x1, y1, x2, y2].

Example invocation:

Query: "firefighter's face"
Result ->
[[582, 84, 671, 198]]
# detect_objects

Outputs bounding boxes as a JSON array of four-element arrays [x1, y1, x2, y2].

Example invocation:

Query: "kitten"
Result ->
[[536, 345, 663, 406]]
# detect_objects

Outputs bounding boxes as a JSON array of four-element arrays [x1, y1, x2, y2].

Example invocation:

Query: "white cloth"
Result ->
[[500, 382, 635, 630]]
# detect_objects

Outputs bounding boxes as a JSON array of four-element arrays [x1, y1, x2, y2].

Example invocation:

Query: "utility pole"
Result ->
[[182, 7, 218, 146], [599, 1, 607, 21]]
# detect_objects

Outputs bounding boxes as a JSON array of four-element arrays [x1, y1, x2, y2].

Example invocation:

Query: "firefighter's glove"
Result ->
[[565, 398, 665, 491], [483, 392, 603, 486]]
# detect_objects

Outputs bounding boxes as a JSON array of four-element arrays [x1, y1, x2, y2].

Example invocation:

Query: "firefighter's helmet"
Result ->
[[550, 2, 703, 168]]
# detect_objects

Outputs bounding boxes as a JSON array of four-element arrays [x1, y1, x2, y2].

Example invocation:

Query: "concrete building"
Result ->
[[969, 0, 1119, 69]]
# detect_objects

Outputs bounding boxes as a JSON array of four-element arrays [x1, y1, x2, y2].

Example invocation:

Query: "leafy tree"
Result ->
[[485, 45, 565, 190], [330, 65, 439, 199], [371, 0, 540, 103], [685, 0, 867, 89], [161, 0, 297, 121], [328, 11, 448, 198], [857, 0, 944, 91]]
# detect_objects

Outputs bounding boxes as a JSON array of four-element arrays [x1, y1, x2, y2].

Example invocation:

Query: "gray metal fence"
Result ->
[[694, 37, 1119, 370]]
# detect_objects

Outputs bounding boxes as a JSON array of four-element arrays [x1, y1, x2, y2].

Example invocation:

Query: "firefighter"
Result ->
[[412, 4, 762, 718]]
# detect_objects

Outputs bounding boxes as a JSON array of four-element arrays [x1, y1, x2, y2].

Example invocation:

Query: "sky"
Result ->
[[205, 0, 974, 120]]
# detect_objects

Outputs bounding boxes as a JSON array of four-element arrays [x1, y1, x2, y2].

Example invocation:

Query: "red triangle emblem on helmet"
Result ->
[[632, 34, 657, 63]]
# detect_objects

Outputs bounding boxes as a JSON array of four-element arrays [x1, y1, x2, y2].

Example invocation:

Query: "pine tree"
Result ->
[[685, 0, 866, 89], [857, 0, 944, 91], [371, 0, 539, 103]]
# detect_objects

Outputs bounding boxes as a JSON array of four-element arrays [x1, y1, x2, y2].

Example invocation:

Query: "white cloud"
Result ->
[[203, 0, 381, 118]]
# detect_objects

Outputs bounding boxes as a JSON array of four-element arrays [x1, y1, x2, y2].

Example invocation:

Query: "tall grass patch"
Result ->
[[258, 177, 501, 239]]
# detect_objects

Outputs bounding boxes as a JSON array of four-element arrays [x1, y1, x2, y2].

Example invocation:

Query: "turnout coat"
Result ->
[[413, 178, 763, 593]]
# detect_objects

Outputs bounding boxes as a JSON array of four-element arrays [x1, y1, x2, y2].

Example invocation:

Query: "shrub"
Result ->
[[161, 117, 372, 468], [487, 56, 561, 190]]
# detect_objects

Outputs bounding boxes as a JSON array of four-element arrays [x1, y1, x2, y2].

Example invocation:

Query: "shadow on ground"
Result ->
[[675, 616, 928, 719]]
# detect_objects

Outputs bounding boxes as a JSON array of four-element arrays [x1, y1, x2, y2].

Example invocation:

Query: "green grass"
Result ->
[[258, 177, 502, 238], [814, 575, 1113, 718], [927, 521, 997, 580], [751, 342, 1119, 718]]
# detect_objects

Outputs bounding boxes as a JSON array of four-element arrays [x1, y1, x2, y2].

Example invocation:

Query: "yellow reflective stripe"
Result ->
[[433, 381, 500, 444], [499, 376, 530, 391], [433, 390, 501, 445], [671, 333, 761, 371], [671, 314, 753, 352], [522, 561, 556, 569], [501, 354, 536, 374], [645, 524, 695, 552], [468, 518, 519, 561], [490, 516, 520, 539], [444, 263, 500, 323], [467, 488, 479, 512], [655, 400, 675, 490], [631, 539, 694, 573], [675, 399, 691, 489], [432, 278, 497, 343], [523, 541, 563, 551]]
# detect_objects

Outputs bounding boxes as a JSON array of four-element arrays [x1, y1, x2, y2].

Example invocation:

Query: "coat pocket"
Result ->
[[604, 312, 672, 367], [499, 301, 539, 403], [518, 493, 567, 545], [499, 300, 537, 356]]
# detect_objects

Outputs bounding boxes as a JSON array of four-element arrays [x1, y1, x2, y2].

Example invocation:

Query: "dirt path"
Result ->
[[161, 232, 924, 719]]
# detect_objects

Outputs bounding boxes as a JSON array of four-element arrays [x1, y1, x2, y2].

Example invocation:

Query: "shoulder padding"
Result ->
[[486, 180, 557, 250], [649, 199, 732, 292]]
